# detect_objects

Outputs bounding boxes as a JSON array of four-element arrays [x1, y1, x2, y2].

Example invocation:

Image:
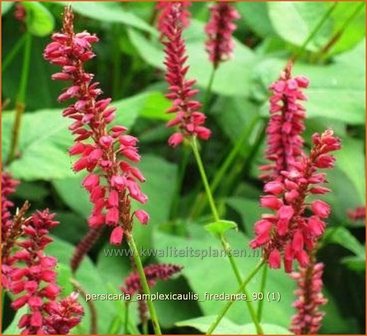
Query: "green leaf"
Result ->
[[176, 316, 292, 334], [236, 3, 276, 38], [341, 255, 366, 272], [335, 137, 365, 203], [205, 220, 237, 236], [3, 307, 27, 335], [132, 155, 178, 249], [268, 2, 333, 51], [153, 225, 295, 327], [55, 2, 155, 35], [323, 227, 365, 257], [53, 175, 91, 218], [3, 109, 74, 180], [23, 2, 55, 37], [2, 2, 14, 15], [56, 263, 74, 297]]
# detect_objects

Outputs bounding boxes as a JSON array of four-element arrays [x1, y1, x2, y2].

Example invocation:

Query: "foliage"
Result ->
[[2, 2, 365, 335]]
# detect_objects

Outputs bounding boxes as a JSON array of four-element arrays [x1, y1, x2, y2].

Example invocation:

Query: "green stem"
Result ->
[[190, 136, 263, 334], [127, 235, 162, 335], [3, 34, 27, 73], [124, 302, 130, 334], [203, 66, 216, 112], [143, 320, 148, 335], [293, 2, 338, 62], [190, 137, 220, 222], [206, 260, 265, 335], [7, 32, 32, 164], [190, 116, 260, 219], [319, 2, 365, 59], [257, 264, 268, 322], [220, 236, 263, 334]]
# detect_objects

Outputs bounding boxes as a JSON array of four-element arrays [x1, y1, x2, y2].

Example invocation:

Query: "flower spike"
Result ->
[[44, 6, 149, 244]]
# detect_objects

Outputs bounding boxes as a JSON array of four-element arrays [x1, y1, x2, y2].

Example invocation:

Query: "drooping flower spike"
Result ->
[[44, 6, 149, 245], [160, 2, 211, 147], [290, 262, 327, 334], [121, 263, 182, 324], [251, 129, 341, 272], [205, 2, 240, 68], [260, 62, 309, 181], [156, 1, 191, 39]]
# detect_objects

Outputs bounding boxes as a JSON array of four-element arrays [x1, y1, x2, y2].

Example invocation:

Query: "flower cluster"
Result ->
[[14, 3, 26, 22], [156, 1, 191, 39], [290, 262, 327, 334], [347, 206, 365, 221], [121, 263, 182, 324], [260, 63, 309, 180], [160, 2, 211, 147], [251, 130, 341, 272], [3, 210, 83, 334], [205, 2, 240, 68], [44, 7, 149, 245]]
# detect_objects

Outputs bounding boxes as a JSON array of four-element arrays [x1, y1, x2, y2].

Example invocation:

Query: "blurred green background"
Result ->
[[2, 2, 366, 334]]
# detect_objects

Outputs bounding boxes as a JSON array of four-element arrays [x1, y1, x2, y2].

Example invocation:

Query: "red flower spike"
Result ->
[[261, 63, 309, 181], [44, 6, 149, 244], [290, 262, 327, 334], [205, 2, 240, 68], [250, 130, 341, 272], [156, 1, 191, 39], [160, 2, 211, 147]]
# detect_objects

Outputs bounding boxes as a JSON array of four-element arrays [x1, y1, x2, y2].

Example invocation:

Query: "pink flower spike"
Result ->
[[168, 133, 184, 147], [135, 210, 150, 225], [106, 207, 119, 226], [110, 226, 124, 245], [82, 174, 99, 192], [260, 195, 283, 210]]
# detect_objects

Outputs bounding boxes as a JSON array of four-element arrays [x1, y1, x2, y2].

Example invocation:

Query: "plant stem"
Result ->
[[203, 66, 216, 112], [319, 2, 365, 59], [190, 136, 263, 334], [124, 302, 130, 334], [127, 234, 162, 335], [292, 2, 338, 62], [190, 116, 260, 219], [190, 137, 220, 222], [7, 32, 32, 164], [206, 260, 265, 335], [70, 278, 98, 334], [220, 236, 263, 334], [3, 34, 27, 73], [257, 264, 268, 322]]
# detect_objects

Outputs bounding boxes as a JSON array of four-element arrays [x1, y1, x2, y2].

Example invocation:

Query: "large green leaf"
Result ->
[[3, 307, 27, 335], [236, 3, 276, 38], [176, 316, 291, 334], [23, 2, 55, 37], [268, 2, 333, 51], [153, 225, 295, 328], [2, 92, 167, 181], [1, 2, 14, 15], [55, 1, 155, 35]]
